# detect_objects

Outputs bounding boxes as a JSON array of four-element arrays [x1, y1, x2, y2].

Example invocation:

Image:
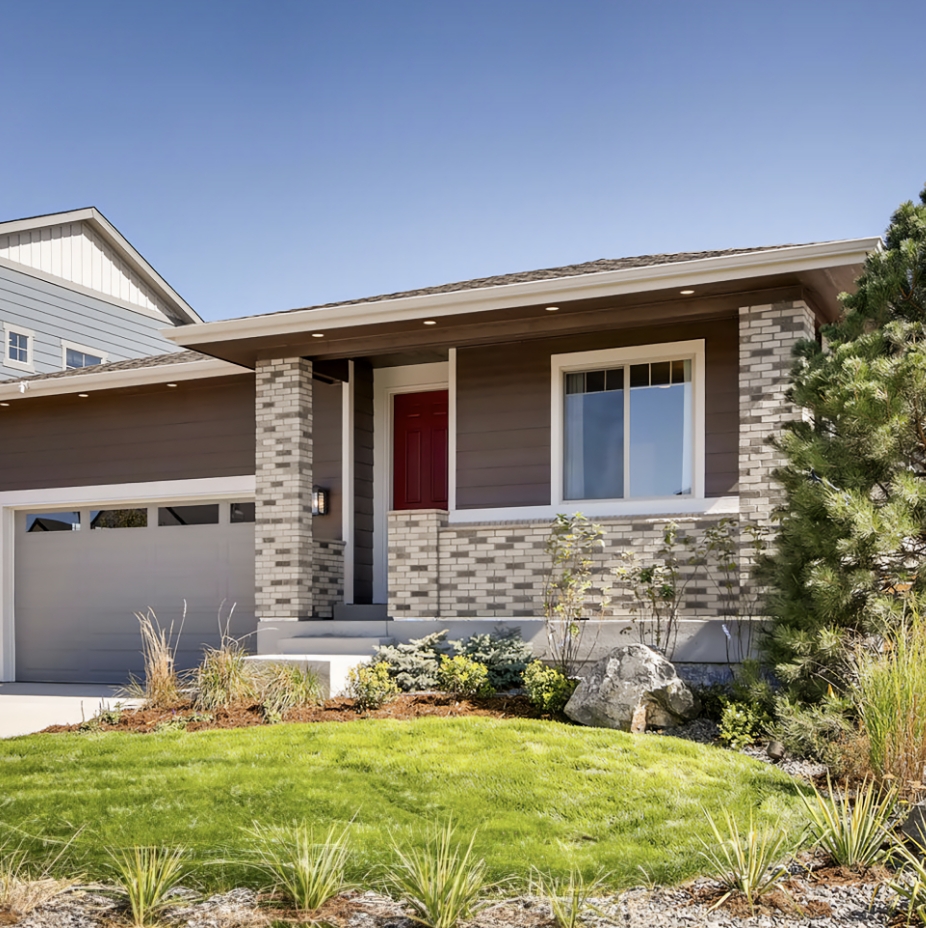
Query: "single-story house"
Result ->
[[0, 238, 880, 687]]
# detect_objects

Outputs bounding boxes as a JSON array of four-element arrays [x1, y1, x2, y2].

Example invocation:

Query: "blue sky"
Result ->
[[1, 1, 924, 322]]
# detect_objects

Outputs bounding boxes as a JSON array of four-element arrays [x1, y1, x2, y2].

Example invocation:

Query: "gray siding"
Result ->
[[0, 262, 180, 380], [312, 378, 343, 541], [455, 317, 740, 508]]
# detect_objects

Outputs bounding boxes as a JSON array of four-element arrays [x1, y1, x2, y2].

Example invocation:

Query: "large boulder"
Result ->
[[564, 644, 700, 731]]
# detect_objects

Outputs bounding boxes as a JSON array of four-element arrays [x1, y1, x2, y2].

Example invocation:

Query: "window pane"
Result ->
[[650, 360, 671, 386], [564, 389, 624, 500], [66, 348, 103, 369], [605, 368, 623, 391], [565, 372, 585, 395], [629, 363, 649, 388], [585, 370, 605, 393], [630, 378, 692, 497], [230, 502, 255, 523], [91, 509, 147, 529], [158, 504, 219, 526], [26, 512, 80, 532], [9, 332, 28, 363]]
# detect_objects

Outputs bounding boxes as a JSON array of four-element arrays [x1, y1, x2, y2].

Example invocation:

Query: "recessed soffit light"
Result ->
[[167, 383, 178, 388], [0, 402, 9, 407], [78, 393, 89, 398], [680, 289, 695, 296], [423, 320, 437, 326], [311, 332, 325, 338], [545, 306, 559, 312]]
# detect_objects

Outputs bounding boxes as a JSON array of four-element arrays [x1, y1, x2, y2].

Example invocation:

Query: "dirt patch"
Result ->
[[41, 693, 550, 734]]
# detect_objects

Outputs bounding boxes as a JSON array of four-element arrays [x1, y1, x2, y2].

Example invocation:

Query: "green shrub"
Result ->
[[437, 656, 493, 699], [522, 661, 576, 714], [372, 632, 454, 691], [769, 691, 855, 769], [259, 663, 323, 723], [346, 662, 399, 710], [717, 701, 768, 750], [453, 630, 532, 691]]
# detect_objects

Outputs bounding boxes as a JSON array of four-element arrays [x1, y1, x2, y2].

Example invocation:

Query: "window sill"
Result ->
[[447, 495, 740, 524], [4, 359, 34, 374]]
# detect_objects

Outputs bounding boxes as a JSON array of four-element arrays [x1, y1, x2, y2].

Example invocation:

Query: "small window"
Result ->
[[26, 511, 80, 532], [230, 502, 255, 523], [158, 504, 219, 526], [91, 508, 148, 529], [5, 324, 34, 372], [66, 348, 104, 369]]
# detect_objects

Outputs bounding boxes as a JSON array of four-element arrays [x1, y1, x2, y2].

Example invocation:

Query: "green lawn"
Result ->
[[0, 717, 806, 889]]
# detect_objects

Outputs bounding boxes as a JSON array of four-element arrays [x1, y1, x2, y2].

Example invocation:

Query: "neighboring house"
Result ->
[[0, 238, 881, 687], [0, 208, 201, 381]]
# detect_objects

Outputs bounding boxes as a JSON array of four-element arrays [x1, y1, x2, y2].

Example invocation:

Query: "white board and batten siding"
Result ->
[[0, 221, 176, 322]]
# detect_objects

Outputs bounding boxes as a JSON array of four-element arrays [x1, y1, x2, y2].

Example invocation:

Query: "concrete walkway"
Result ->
[[0, 682, 127, 738]]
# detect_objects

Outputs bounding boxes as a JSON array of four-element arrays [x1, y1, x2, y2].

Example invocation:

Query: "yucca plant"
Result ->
[[386, 823, 489, 928], [890, 840, 926, 925], [698, 809, 790, 913], [106, 846, 190, 927], [258, 662, 323, 723], [801, 776, 898, 870], [530, 867, 606, 928], [246, 822, 350, 913]]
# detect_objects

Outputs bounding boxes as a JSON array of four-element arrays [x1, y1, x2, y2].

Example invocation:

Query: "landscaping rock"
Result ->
[[901, 801, 926, 851], [564, 644, 700, 731]]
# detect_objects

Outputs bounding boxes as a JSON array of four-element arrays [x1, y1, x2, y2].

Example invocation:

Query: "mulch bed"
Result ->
[[41, 693, 548, 734]]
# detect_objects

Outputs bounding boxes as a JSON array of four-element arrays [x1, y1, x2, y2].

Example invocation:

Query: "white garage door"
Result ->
[[15, 500, 256, 684]]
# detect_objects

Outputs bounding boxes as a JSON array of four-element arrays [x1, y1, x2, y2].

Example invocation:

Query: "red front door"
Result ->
[[393, 390, 448, 510]]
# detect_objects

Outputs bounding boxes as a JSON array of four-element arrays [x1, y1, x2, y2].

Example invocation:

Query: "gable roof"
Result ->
[[0, 208, 201, 325]]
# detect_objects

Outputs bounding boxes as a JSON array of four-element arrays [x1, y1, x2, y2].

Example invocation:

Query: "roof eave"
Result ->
[[164, 237, 880, 347]]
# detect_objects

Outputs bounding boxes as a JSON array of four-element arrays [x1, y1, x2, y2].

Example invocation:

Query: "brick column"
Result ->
[[738, 300, 815, 526], [387, 509, 447, 617], [255, 357, 314, 620]]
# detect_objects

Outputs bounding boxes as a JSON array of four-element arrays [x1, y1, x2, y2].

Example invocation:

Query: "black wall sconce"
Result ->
[[312, 486, 330, 516]]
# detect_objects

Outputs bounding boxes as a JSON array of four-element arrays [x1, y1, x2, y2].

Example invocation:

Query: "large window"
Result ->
[[553, 341, 703, 503]]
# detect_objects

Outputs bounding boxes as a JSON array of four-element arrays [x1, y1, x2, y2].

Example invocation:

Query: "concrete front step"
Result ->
[[277, 635, 386, 656], [244, 653, 372, 699]]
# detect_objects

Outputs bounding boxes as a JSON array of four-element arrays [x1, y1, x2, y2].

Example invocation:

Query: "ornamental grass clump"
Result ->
[[258, 662, 323, 723], [386, 823, 489, 928], [125, 608, 186, 709], [106, 846, 190, 927], [0, 837, 79, 918], [195, 629, 257, 711], [801, 775, 898, 870], [530, 868, 606, 928], [855, 612, 926, 789], [436, 655, 493, 698], [698, 809, 790, 914], [245, 822, 351, 914]]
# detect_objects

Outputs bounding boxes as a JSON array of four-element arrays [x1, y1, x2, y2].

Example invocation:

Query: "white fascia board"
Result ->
[[0, 208, 203, 326], [164, 238, 882, 347], [0, 357, 245, 401]]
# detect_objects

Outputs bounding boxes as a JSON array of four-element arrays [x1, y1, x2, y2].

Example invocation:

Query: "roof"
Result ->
[[2, 349, 211, 384], [280, 245, 802, 315], [0, 207, 202, 325], [165, 237, 882, 350]]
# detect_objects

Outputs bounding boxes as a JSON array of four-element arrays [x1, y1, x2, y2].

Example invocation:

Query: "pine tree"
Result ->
[[758, 186, 926, 701]]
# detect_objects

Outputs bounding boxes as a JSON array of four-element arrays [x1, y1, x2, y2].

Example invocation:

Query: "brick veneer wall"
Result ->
[[314, 539, 345, 618], [255, 357, 314, 620], [388, 510, 445, 616]]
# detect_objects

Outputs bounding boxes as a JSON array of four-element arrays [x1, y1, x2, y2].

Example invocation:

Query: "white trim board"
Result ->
[[341, 362, 355, 604], [61, 339, 108, 370], [372, 362, 450, 603], [0, 475, 256, 681]]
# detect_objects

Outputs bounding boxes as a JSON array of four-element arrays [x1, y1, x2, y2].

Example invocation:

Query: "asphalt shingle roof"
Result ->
[[1, 350, 210, 384]]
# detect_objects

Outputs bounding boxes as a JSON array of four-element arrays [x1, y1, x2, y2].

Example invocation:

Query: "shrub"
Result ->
[[386, 823, 488, 928], [855, 614, 926, 787], [195, 634, 257, 711], [372, 632, 454, 691], [106, 846, 189, 927], [246, 822, 350, 914], [454, 629, 532, 691], [698, 810, 790, 914], [801, 776, 898, 870], [346, 662, 399, 710], [717, 701, 768, 750], [769, 691, 856, 770], [259, 663, 323, 723], [437, 656, 493, 699], [522, 661, 576, 714], [125, 608, 185, 709]]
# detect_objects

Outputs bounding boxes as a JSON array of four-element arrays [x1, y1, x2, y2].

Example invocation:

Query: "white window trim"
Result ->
[[549, 339, 706, 511], [61, 339, 108, 370], [372, 361, 450, 603], [4, 323, 35, 373], [0, 474, 256, 681]]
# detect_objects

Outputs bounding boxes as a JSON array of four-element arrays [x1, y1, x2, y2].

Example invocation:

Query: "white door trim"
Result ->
[[341, 363, 355, 604], [372, 362, 450, 604], [0, 474, 256, 681]]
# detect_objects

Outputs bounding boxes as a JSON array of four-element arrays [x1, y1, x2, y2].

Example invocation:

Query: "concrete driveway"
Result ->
[[0, 682, 128, 738]]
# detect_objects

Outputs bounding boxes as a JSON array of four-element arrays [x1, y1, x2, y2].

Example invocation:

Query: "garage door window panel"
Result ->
[[90, 508, 148, 529], [230, 502, 255, 523], [25, 512, 81, 532], [158, 504, 220, 526]]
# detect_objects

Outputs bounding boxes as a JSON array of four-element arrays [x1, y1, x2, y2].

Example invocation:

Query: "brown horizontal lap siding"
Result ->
[[312, 379, 343, 541], [0, 375, 257, 491], [455, 317, 739, 508]]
